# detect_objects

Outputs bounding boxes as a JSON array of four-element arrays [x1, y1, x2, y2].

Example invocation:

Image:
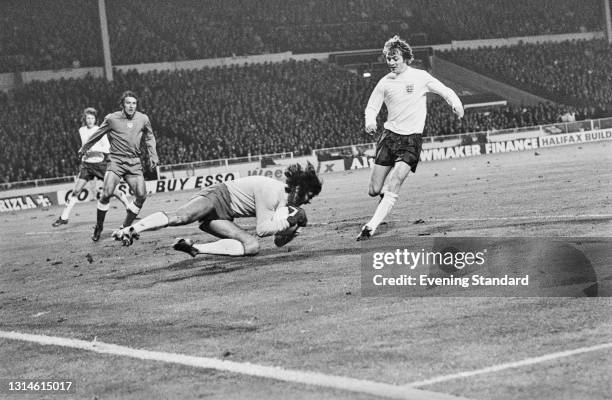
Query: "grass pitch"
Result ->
[[1, 141, 611, 399]]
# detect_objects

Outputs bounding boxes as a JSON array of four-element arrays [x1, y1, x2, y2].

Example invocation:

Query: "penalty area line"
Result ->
[[404, 341, 612, 388], [0, 330, 471, 400]]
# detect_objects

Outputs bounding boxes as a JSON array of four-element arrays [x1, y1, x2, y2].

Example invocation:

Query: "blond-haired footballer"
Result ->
[[357, 36, 464, 240]]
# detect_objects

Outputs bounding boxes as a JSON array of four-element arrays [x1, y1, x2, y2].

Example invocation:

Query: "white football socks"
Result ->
[[366, 191, 399, 232], [60, 196, 77, 220], [192, 239, 245, 256], [131, 211, 169, 233]]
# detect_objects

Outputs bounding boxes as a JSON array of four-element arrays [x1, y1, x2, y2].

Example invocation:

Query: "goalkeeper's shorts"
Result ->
[[192, 183, 235, 223], [374, 130, 423, 172]]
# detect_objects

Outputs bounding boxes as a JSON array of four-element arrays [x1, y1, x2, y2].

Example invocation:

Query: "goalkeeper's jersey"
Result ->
[[224, 176, 290, 236], [225, 176, 286, 218]]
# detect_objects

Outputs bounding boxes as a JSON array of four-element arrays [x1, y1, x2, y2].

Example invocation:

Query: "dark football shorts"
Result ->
[[192, 183, 235, 223], [78, 161, 107, 180], [374, 130, 423, 172], [107, 155, 143, 178]]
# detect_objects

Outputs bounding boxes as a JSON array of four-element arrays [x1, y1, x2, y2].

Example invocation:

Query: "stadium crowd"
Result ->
[[0, 0, 603, 72], [0, 60, 597, 183], [441, 39, 612, 116]]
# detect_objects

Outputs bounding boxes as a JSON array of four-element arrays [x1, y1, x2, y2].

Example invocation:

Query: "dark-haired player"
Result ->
[[357, 35, 464, 240], [79, 91, 159, 241], [52, 107, 130, 226], [112, 163, 322, 257]]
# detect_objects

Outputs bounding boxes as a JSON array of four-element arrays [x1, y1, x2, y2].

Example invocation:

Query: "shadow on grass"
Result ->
[[108, 246, 364, 283]]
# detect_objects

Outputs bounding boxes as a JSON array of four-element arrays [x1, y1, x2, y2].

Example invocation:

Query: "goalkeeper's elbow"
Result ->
[[256, 226, 272, 238]]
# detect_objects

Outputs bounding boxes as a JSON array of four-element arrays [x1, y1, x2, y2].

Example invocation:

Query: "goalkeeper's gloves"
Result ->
[[286, 206, 308, 227]]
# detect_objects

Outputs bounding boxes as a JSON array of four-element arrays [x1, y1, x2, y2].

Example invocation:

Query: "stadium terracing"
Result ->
[[0, 0, 610, 184]]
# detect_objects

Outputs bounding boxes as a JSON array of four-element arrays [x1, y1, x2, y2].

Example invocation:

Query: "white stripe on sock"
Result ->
[[97, 201, 110, 211]]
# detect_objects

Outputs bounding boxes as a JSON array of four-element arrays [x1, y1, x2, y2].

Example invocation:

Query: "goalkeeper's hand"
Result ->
[[286, 206, 307, 227]]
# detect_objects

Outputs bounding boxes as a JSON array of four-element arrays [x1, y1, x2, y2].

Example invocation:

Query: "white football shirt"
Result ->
[[365, 67, 463, 135], [79, 125, 110, 163]]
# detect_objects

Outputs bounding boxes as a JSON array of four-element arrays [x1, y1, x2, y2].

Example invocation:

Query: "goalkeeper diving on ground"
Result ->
[[112, 162, 322, 257]]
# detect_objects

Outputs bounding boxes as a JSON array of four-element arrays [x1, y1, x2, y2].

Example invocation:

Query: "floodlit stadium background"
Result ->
[[1, 1, 612, 399]]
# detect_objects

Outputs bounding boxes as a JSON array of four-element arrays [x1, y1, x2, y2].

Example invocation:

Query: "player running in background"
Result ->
[[79, 91, 159, 241], [112, 163, 322, 257], [357, 35, 464, 240], [52, 107, 130, 227]]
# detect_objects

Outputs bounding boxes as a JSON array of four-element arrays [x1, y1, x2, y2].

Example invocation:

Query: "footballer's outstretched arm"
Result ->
[[79, 115, 112, 155], [426, 78, 464, 118]]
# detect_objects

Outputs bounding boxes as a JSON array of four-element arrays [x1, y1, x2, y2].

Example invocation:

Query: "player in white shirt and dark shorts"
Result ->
[[52, 108, 130, 227], [357, 36, 464, 240], [112, 163, 322, 257]]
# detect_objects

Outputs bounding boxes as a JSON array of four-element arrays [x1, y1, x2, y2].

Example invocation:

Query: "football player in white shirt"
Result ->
[[112, 163, 321, 257], [52, 108, 130, 227], [357, 36, 464, 240]]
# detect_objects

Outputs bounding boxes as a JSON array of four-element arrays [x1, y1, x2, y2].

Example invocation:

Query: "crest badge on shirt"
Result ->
[[405, 84, 415, 93], [127, 122, 134, 129]]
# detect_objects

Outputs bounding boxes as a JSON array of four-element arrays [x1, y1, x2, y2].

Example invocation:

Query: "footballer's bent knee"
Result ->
[[368, 185, 382, 197], [242, 238, 260, 255], [99, 193, 113, 203]]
